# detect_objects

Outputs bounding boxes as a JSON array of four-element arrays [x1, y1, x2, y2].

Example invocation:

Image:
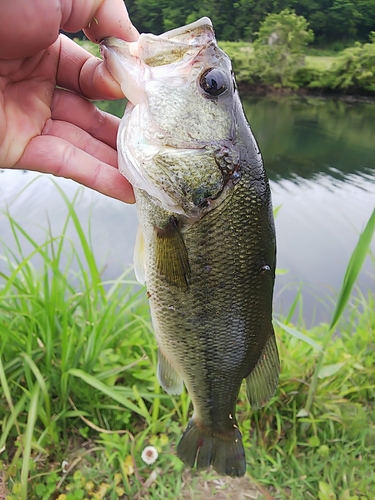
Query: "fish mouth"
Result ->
[[100, 39, 143, 106], [100, 18, 235, 216], [100, 17, 216, 106]]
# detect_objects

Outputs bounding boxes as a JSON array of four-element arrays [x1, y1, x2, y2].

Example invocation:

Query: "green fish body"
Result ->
[[101, 17, 279, 477]]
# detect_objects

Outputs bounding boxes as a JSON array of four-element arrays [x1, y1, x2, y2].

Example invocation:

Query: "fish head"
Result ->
[[101, 18, 250, 216]]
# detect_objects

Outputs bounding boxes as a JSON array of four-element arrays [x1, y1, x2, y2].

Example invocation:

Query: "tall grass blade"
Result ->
[[49, 181, 105, 299], [274, 319, 322, 351], [0, 355, 23, 441], [0, 355, 14, 414], [301, 208, 375, 433], [0, 393, 28, 451], [329, 208, 375, 331], [22, 353, 52, 427], [21, 384, 40, 500], [285, 289, 302, 324], [68, 368, 148, 417]]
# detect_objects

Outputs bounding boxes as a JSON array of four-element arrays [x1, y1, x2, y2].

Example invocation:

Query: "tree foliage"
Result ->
[[250, 10, 314, 87], [125, 0, 375, 44], [122, 1, 375, 93], [291, 0, 375, 45], [311, 33, 375, 91]]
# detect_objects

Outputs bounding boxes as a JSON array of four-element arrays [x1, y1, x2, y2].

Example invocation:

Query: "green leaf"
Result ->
[[318, 481, 336, 500], [68, 368, 148, 418], [273, 205, 282, 217], [274, 319, 322, 351], [353, 363, 365, 370], [275, 268, 289, 275], [308, 435, 320, 447], [296, 408, 309, 418], [318, 362, 346, 379]]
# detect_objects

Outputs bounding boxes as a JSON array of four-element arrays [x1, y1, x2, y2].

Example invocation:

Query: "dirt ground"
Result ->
[[0, 471, 7, 500], [0, 466, 272, 499], [180, 473, 262, 499], [131, 469, 273, 500]]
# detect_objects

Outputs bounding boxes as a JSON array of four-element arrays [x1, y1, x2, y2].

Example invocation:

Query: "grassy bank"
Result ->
[[0, 186, 374, 499], [75, 37, 375, 96], [220, 41, 375, 95]]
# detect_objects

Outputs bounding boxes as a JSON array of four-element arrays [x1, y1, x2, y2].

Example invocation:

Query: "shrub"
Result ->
[[325, 33, 375, 92], [250, 9, 314, 88]]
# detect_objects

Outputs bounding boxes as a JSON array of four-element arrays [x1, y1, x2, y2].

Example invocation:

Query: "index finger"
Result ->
[[62, 0, 139, 43], [56, 35, 124, 100]]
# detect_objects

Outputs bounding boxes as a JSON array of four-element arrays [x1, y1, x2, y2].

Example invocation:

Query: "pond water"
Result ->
[[1, 95, 375, 326]]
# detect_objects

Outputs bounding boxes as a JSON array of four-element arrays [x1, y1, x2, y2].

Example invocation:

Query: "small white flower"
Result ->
[[61, 460, 69, 473], [141, 445, 158, 465]]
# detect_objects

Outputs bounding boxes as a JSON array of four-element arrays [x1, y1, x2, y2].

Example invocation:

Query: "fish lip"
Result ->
[[99, 37, 136, 60], [99, 37, 118, 55], [100, 36, 125, 50], [100, 17, 216, 64], [160, 17, 213, 40], [100, 18, 214, 48], [99, 41, 108, 60]]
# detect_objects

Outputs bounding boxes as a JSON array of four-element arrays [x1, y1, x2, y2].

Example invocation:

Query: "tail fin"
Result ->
[[176, 419, 246, 477]]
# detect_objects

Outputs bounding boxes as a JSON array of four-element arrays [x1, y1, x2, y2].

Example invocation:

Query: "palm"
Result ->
[[0, 46, 58, 169], [0, 36, 134, 202]]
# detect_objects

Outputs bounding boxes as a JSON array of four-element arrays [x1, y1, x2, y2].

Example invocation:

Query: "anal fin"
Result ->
[[154, 217, 190, 290], [245, 329, 280, 410], [157, 349, 183, 395]]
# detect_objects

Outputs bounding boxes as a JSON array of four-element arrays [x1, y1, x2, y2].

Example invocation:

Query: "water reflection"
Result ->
[[1, 95, 374, 326], [272, 172, 375, 324], [243, 96, 375, 183]]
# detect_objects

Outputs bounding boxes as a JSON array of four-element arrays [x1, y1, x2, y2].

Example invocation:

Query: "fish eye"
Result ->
[[199, 68, 229, 97]]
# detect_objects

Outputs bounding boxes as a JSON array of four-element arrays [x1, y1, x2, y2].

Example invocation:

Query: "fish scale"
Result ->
[[135, 166, 276, 475], [101, 16, 280, 477]]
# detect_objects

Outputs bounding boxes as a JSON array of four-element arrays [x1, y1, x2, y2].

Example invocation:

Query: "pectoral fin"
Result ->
[[154, 217, 190, 289], [245, 330, 280, 410], [133, 227, 146, 284], [157, 349, 183, 395]]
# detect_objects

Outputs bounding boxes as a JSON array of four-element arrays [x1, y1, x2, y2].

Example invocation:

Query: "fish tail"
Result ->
[[176, 418, 246, 477]]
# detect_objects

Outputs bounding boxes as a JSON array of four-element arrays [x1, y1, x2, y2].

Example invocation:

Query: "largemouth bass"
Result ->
[[100, 17, 279, 477]]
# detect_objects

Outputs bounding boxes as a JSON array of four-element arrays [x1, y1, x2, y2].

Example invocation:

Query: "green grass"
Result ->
[[0, 185, 374, 499], [304, 47, 343, 57], [305, 56, 336, 71]]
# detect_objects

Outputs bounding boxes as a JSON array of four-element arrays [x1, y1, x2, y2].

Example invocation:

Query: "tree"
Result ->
[[126, 0, 166, 34], [326, 0, 363, 41], [126, 0, 375, 44], [250, 9, 314, 87], [324, 32, 375, 91], [236, 0, 291, 40]]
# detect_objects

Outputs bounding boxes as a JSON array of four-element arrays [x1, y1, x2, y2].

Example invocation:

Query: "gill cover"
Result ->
[[100, 18, 237, 216]]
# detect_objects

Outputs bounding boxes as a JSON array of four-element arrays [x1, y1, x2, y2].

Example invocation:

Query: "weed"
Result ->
[[0, 186, 374, 499]]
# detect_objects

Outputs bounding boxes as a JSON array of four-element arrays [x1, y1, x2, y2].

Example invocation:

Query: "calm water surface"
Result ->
[[1, 95, 375, 325]]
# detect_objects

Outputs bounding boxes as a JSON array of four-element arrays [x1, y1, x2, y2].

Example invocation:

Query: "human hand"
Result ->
[[0, 0, 138, 203]]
